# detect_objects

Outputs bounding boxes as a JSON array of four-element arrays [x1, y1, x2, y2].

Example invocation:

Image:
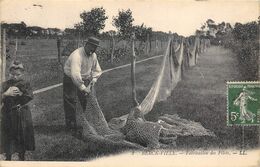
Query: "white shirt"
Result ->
[[64, 47, 102, 91]]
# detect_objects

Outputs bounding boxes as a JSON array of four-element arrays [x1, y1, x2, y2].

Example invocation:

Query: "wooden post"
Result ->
[[258, 24, 260, 149], [0, 23, 2, 84], [57, 37, 61, 64], [0, 22, 3, 84], [0, 24, 2, 143], [1, 28, 6, 82], [155, 36, 158, 54], [3, 29, 6, 82], [123, 40, 127, 51], [0, 26, 6, 138], [145, 33, 149, 55], [0, 27, 6, 142], [110, 33, 115, 64], [77, 31, 80, 48], [14, 37, 18, 58], [149, 33, 152, 53], [131, 33, 139, 106]]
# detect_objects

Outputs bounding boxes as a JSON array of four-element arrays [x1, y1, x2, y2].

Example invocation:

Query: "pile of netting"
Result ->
[[77, 36, 213, 149]]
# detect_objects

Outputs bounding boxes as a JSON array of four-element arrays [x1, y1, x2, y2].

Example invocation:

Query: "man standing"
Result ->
[[63, 37, 102, 133]]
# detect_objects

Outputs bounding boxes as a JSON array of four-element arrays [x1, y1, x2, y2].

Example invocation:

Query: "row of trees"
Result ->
[[1, 21, 63, 38], [195, 19, 233, 44], [221, 18, 259, 80], [70, 7, 171, 64], [194, 17, 258, 80], [74, 8, 155, 42], [2, 7, 172, 43]]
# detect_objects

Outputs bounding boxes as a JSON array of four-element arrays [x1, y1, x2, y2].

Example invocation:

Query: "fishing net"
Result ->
[[108, 37, 198, 127], [77, 36, 213, 149], [78, 87, 145, 149]]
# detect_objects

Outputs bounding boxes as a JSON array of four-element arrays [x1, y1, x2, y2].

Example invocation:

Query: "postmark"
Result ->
[[227, 81, 260, 126]]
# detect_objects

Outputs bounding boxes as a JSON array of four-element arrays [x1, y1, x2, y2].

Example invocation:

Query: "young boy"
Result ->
[[0, 60, 35, 161]]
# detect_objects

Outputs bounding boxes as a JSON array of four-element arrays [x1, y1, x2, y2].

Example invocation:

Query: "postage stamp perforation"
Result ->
[[226, 81, 260, 83], [226, 83, 230, 127]]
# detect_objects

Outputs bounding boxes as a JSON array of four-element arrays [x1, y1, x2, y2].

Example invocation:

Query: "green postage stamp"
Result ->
[[227, 82, 260, 126]]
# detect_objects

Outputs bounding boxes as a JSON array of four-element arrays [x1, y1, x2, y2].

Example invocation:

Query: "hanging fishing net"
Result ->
[[75, 37, 213, 149]]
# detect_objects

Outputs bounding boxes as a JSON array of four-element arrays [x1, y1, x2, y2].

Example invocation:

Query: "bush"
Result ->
[[61, 41, 78, 57], [222, 21, 259, 80], [233, 22, 258, 41]]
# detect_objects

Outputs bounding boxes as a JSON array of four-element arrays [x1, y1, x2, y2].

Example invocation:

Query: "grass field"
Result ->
[[2, 39, 259, 161], [6, 39, 167, 89]]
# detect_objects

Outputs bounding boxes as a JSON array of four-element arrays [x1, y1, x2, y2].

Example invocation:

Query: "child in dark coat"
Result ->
[[0, 60, 35, 161]]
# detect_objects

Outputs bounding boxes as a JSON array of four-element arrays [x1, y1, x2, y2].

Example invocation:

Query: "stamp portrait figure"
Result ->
[[233, 86, 258, 123]]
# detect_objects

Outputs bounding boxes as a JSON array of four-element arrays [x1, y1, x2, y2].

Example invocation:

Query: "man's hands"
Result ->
[[82, 85, 91, 96], [3, 86, 22, 97], [82, 80, 95, 96]]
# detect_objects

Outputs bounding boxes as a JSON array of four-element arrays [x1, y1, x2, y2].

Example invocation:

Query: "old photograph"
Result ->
[[0, 0, 259, 166]]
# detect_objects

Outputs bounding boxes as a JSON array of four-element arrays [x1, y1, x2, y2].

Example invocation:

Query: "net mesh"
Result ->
[[76, 36, 213, 149], [108, 36, 198, 127]]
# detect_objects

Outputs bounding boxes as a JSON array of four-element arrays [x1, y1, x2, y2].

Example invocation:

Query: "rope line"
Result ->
[[32, 54, 163, 95]]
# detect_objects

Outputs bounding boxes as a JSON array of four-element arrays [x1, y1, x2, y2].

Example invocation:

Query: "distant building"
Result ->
[[64, 28, 78, 36], [41, 28, 49, 35], [1, 22, 27, 36], [47, 28, 63, 36], [27, 26, 44, 36], [1, 22, 65, 37]]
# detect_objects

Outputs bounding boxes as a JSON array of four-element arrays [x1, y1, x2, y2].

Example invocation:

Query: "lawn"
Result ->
[[1, 39, 258, 161], [6, 38, 167, 89]]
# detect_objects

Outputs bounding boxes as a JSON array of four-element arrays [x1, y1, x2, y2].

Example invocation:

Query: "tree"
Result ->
[[130, 33, 139, 106], [195, 29, 204, 36], [74, 23, 84, 32], [108, 30, 116, 63], [217, 22, 226, 33], [112, 9, 134, 39], [134, 23, 152, 42], [225, 23, 233, 32], [133, 24, 152, 53], [200, 24, 206, 31], [206, 19, 215, 25], [233, 21, 258, 41], [76, 7, 108, 36]]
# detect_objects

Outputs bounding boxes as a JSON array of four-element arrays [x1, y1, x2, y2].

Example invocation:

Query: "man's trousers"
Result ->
[[63, 74, 88, 130]]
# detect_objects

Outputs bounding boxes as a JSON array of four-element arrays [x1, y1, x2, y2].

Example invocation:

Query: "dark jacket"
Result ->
[[0, 79, 35, 154]]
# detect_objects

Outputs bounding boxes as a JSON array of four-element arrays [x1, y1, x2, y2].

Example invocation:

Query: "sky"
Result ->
[[0, 0, 259, 36]]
